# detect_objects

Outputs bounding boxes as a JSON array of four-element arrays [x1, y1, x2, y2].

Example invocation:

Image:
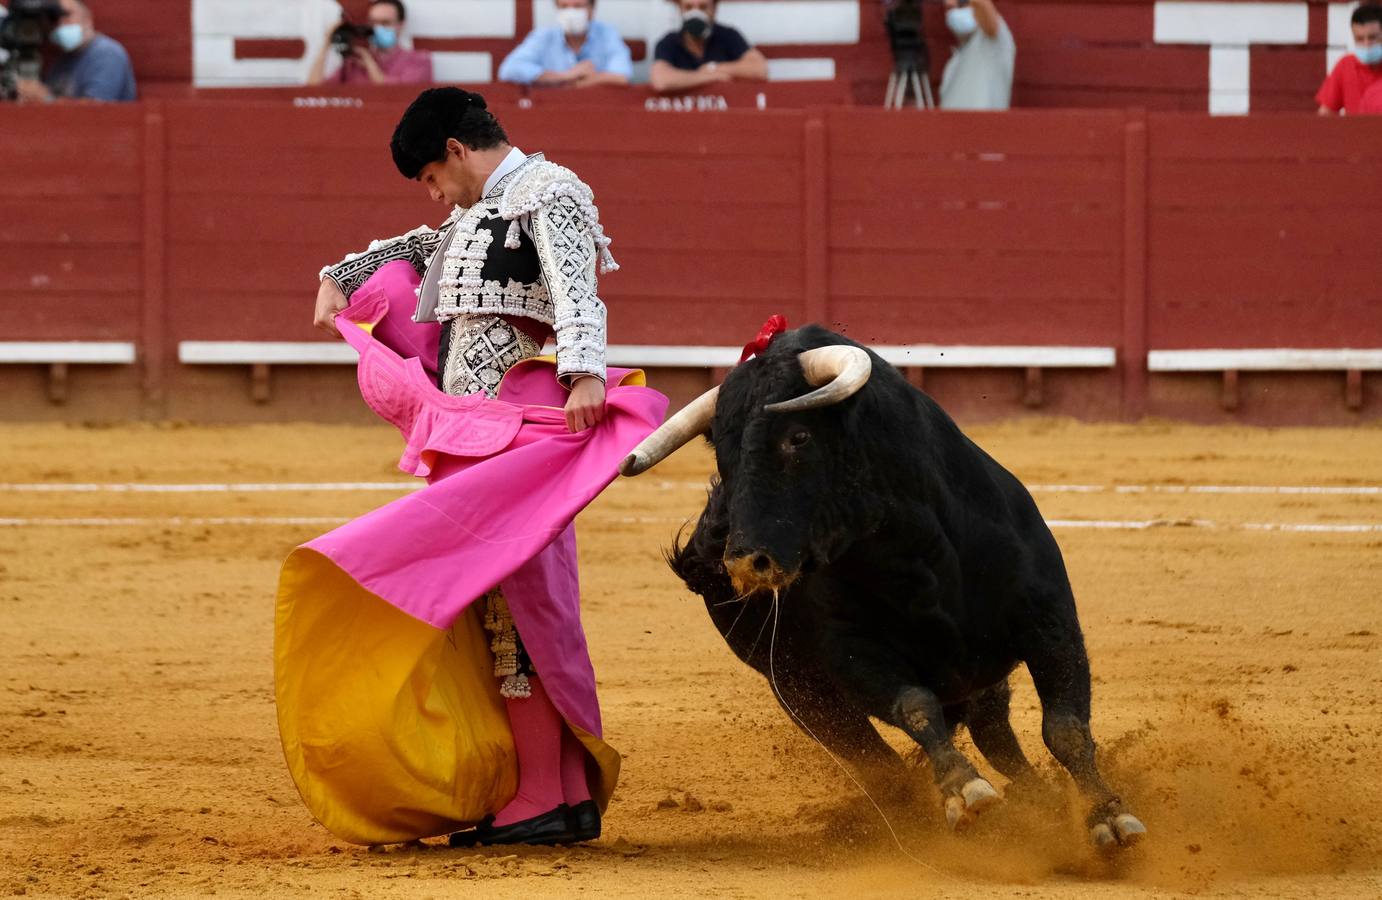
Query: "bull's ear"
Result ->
[[620, 386, 720, 476], [763, 346, 871, 414]]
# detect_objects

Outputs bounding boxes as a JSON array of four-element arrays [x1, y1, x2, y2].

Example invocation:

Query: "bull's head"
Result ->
[[621, 331, 875, 597]]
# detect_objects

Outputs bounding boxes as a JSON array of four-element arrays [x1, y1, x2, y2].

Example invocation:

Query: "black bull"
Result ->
[[621, 325, 1146, 848]]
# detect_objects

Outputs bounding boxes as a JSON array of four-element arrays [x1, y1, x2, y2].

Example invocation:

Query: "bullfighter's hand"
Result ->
[[313, 278, 349, 337], [565, 375, 607, 433]]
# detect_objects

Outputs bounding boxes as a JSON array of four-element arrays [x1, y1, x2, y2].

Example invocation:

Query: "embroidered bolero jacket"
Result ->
[[319, 153, 617, 383]]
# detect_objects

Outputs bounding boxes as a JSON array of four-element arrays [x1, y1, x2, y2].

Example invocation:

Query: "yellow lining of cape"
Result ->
[[275, 548, 619, 845]]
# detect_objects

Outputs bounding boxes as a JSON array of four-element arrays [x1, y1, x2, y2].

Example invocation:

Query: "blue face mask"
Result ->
[[946, 6, 978, 38], [1357, 44, 1382, 66], [372, 26, 398, 50], [51, 23, 85, 52]]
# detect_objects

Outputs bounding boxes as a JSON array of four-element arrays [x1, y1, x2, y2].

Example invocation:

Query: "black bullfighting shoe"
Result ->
[[567, 799, 601, 842], [448, 805, 574, 847]]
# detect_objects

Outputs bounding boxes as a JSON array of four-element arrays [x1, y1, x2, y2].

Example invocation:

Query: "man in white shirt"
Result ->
[[938, 0, 1015, 110]]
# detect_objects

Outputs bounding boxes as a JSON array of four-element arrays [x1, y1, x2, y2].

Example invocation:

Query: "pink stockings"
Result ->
[[492, 676, 591, 827], [560, 727, 592, 808]]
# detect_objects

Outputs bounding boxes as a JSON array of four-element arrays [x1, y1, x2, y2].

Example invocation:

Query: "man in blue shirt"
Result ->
[[15, 0, 136, 103], [498, 0, 631, 87]]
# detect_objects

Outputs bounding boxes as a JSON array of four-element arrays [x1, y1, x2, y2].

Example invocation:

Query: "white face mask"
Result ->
[[555, 7, 590, 36], [52, 22, 86, 51], [946, 6, 978, 37]]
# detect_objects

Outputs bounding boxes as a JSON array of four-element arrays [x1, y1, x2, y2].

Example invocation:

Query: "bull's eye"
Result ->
[[788, 429, 811, 448]]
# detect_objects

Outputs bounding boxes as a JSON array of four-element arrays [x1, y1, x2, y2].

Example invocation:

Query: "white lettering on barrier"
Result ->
[[292, 96, 365, 107], [644, 95, 731, 111]]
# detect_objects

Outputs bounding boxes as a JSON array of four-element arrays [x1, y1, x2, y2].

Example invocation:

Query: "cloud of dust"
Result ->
[[776, 693, 1379, 892]]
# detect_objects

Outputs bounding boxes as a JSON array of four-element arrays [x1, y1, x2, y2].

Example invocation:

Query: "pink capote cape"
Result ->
[[274, 262, 667, 845]]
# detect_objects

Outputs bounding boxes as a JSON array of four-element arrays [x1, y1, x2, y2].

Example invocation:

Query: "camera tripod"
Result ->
[[883, 0, 934, 110], [884, 59, 934, 109]]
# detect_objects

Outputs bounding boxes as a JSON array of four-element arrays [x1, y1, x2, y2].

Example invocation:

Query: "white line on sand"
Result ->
[[0, 482, 420, 493], [1, 516, 1378, 534], [1037, 484, 1382, 496], [608, 517, 1382, 534], [654, 481, 1382, 496], [0, 517, 350, 527], [2, 481, 1380, 495]]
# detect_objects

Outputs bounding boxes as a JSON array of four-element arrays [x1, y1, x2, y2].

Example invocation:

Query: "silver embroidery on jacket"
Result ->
[[319, 153, 611, 382], [441, 315, 541, 399]]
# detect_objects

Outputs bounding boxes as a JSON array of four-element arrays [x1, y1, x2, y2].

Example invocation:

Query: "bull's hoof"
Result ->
[[944, 777, 1000, 832], [1090, 812, 1147, 850]]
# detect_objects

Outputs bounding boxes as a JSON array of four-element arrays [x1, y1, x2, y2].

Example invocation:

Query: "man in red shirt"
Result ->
[[1361, 80, 1382, 113], [1317, 5, 1382, 115], [307, 0, 433, 86]]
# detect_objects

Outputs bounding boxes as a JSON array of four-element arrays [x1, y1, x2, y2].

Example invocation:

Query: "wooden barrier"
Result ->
[[149, 82, 853, 111], [176, 339, 1115, 410], [1150, 349, 1382, 412], [0, 342, 138, 404], [2, 101, 1380, 423], [1147, 114, 1382, 350]]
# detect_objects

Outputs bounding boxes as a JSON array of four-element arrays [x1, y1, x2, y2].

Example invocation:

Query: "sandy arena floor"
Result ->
[[2, 418, 1380, 899]]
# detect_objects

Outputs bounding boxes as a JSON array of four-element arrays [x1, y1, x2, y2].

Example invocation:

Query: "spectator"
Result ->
[[307, 0, 431, 86], [1362, 79, 1382, 114], [650, 0, 767, 93], [499, 0, 631, 87], [1317, 5, 1382, 115], [14, 0, 136, 103], [938, 0, 1015, 111]]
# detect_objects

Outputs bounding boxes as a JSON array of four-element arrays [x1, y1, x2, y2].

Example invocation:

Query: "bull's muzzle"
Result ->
[[723, 551, 799, 597]]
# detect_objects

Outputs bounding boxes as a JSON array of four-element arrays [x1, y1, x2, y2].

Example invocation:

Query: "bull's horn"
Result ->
[[763, 345, 871, 414], [619, 385, 719, 477]]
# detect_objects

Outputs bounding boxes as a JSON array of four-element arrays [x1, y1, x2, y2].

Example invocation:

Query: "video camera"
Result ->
[[329, 21, 376, 58], [1, 0, 62, 100], [884, 0, 930, 76], [882, 0, 939, 108]]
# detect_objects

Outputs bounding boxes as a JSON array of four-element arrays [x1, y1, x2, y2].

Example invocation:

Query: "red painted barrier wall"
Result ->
[[1148, 114, 1382, 348], [2, 100, 1380, 423], [0, 106, 146, 343], [823, 108, 1127, 346]]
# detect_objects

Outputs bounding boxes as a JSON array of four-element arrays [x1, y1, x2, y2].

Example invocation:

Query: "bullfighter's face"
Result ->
[[416, 138, 484, 207]]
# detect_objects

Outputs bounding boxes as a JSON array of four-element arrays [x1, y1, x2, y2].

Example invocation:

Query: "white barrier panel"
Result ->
[[1148, 349, 1382, 371], [1153, 1, 1309, 114], [0, 342, 137, 364], [193, 0, 517, 86]]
